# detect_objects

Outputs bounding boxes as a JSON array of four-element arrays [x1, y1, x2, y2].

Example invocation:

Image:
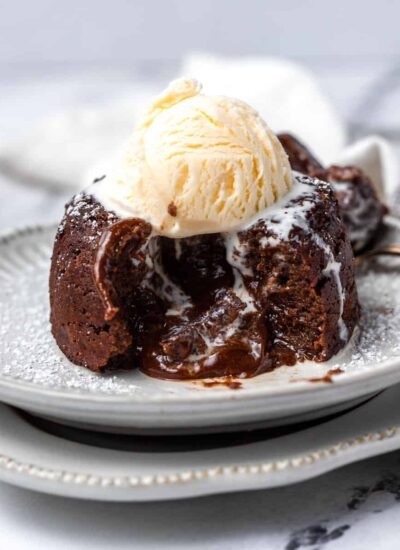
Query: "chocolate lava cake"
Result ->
[[50, 173, 360, 379], [278, 133, 387, 252]]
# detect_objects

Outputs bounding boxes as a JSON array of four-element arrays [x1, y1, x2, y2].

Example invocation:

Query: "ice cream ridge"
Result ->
[[95, 77, 293, 237], [50, 77, 360, 379]]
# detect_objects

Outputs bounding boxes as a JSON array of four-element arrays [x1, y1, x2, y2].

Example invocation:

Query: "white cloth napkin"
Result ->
[[183, 53, 346, 164], [0, 54, 397, 199], [0, 84, 156, 192]]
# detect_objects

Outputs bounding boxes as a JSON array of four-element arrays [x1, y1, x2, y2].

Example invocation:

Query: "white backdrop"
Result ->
[[0, 0, 399, 66]]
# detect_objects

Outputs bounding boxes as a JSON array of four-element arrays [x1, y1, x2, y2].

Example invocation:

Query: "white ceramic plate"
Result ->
[[1, 225, 400, 434], [0, 385, 400, 501]]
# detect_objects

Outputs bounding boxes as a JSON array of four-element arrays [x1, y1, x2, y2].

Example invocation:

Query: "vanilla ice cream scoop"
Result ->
[[96, 78, 292, 237]]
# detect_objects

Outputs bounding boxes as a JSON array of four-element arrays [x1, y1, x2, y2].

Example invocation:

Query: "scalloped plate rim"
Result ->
[[0, 387, 399, 500]]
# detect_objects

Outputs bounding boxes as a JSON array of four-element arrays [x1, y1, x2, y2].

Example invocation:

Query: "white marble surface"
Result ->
[[0, 453, 400, 550], [1, 59, 400, 549], [0, 450, 400, 549]]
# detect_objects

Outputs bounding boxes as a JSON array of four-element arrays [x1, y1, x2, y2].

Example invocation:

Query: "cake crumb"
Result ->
[[168, 202, 178, 217]]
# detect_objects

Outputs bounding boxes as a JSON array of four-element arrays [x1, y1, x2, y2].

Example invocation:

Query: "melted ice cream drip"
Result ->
[[146, 238, 192, 317], [313, 234, 348, 341], [223, 232, 256, 314]]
